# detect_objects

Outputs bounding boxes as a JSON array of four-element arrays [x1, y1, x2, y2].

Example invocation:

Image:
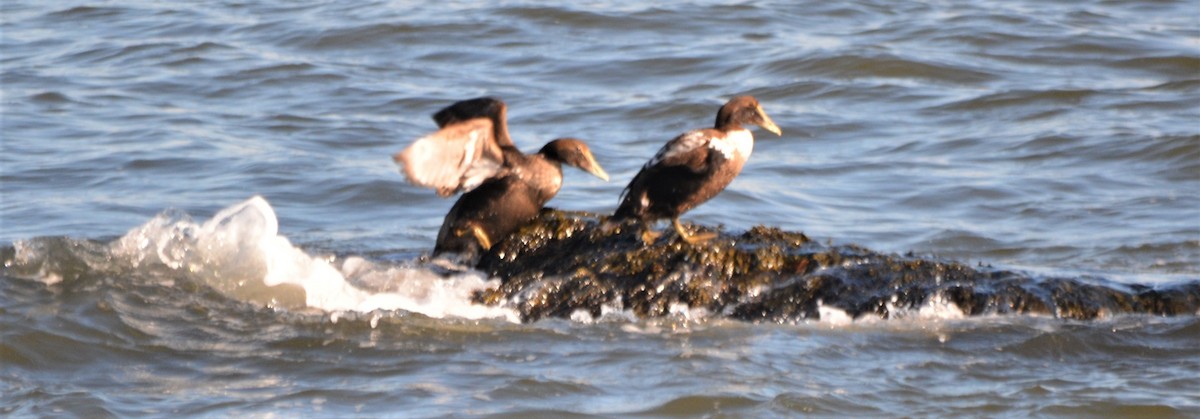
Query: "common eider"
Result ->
[[393, 97, 609, 262], [610, 96, 781, 244]]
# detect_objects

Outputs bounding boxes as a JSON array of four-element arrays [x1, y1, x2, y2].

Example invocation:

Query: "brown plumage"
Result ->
[[611, 96, 781, 244], [393, 97, 608, 262]]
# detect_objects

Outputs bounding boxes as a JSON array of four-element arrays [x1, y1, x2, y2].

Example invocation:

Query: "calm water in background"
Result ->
[[2, 0, 1199, 416]]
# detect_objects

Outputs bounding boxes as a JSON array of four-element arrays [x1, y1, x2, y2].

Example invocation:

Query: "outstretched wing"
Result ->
[[394, 118, 505, 197], [432, 97, 501, 128], [429, 97, 515, 148]]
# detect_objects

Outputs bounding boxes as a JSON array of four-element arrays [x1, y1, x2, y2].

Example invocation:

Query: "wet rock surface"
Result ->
[[473, 210, 1200, 322]]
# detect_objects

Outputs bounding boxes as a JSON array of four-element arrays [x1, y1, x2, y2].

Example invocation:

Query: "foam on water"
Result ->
[[811, 293, 969, 328], [6, 196, 984, 328], [104, 196, 518, 322]]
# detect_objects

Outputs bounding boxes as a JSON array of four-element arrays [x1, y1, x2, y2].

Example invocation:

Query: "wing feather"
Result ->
[[394, 118, 505, 197], [649, 130, 712, 172], [618, 130, 713, 206]]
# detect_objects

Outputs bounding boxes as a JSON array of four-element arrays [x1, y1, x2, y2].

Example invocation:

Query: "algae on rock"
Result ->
[[472, 210, 1200, 322]]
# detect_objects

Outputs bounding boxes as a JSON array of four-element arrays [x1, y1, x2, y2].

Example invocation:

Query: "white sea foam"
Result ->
[[9, 196, 1000, 327], [813, 293, 968, 327], [110, 196, 518, 322], [816, 301, 856, 326]]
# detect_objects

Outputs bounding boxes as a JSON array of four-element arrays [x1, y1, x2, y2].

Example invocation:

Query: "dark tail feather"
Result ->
[[610, 203, 634, 222]]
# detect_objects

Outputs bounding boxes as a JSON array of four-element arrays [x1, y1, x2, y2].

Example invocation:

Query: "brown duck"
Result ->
[[611, 96, 781, 244], [393, 97, 608, 262]]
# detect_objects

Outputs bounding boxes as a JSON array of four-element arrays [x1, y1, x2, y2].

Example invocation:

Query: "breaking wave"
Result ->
[[6, 196, 519, 322]]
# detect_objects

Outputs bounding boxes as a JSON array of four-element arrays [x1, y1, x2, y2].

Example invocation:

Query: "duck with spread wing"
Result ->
[[393, 97, 609, 262]]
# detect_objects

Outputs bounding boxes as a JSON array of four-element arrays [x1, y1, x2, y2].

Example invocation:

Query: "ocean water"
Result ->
[[2, 0, 1199, 416]]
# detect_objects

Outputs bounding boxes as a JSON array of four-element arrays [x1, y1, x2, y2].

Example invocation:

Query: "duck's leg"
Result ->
[[672, 218, 715, 245], [469, 224, 493, 250], [640, 226, 662, 244]]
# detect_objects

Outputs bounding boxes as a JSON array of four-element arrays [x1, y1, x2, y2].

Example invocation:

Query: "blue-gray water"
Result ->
[[3, 0, 1199, 416]]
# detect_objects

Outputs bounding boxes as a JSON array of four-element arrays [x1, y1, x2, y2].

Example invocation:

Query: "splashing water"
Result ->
[[6, 196, 992, 326], [13, 196, 520, 322]]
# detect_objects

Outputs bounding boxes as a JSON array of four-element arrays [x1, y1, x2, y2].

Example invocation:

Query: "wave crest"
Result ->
[[8, 196, 519, 322]]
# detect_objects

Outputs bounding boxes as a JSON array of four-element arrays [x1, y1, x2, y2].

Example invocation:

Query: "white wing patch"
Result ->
[[399, 134, 457, 188], [394, 119, 503, 196], [650, 130, 709, 166], [458, 142, 502, 193], [708, 129, 753, 160], [454, 130, 494, 192]]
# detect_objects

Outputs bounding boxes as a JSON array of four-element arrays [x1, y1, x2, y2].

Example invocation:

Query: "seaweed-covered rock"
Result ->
[[472, 210, 1200, 322]]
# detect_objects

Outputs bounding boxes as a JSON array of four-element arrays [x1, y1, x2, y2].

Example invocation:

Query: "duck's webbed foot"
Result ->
[[673, 218, 715, 245], [641, 227, 663, 245]]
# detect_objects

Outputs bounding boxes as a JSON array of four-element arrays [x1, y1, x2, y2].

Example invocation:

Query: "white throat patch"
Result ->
[[709, 129, 753, 160]]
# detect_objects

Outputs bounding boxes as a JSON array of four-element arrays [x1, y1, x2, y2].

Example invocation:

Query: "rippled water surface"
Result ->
[[3, 0, 1199, 416]]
